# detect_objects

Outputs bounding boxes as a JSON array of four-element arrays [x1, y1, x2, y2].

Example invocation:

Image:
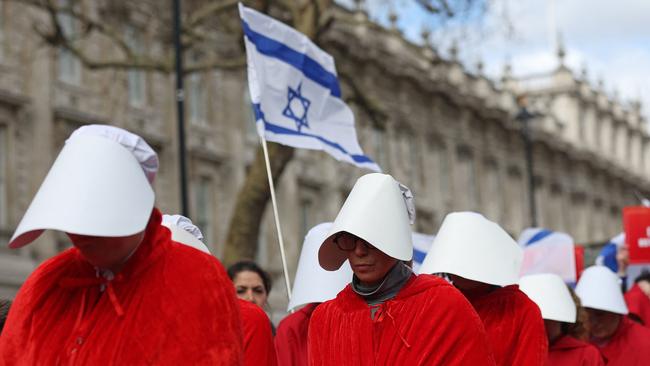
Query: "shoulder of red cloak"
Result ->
[[308, 274, 497, 365], [550, 336, 605, 366], [551, 335, 593, 351], [472, 285, 548, 366], [239, 299, 277, 366], [624, 284, 650, 324], [275, 304, 315, 366]]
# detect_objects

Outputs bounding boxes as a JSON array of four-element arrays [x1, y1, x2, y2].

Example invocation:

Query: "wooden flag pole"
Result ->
[[259, 135, 293, 304]]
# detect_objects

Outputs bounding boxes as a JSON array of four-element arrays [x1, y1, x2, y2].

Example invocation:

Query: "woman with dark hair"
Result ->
[[520, 274, 604, 366], [228, 260, 272, 309]]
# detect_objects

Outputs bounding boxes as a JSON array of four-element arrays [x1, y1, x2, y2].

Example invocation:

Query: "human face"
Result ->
[[544, 319, 563, 344], [448, 274, 495, 300], [337, 232, 397, 286], [67, 232, 144, 273], [233, 270, 268, 308], [585, 308, 621, 342]]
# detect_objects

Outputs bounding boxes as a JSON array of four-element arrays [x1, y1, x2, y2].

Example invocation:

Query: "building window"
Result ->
[[194, 176, 213, 246], [438, 146, 449, 198], [0, 124, 7, 228], [300, 199, 312, 240], [188, 72, 207, 125], [408, 134, 421, 187], [0, 0, 5, 61], [57, 0, 81, 84], [372, 128, 388, 170], [484, 161, 500, 220], [243, 87, 258, 141], [126, 26, 146, 107], [458, 149, 478, 210]]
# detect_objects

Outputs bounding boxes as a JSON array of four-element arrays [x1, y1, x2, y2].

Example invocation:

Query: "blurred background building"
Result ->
[[0, 1, 647, 320]]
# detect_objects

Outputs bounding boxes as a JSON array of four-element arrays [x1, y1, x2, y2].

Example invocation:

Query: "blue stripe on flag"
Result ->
[[253, 104, 374, 164], [412, 248, 427, 265], [241, 20, 342, 98], [526, 229, 553, 246]]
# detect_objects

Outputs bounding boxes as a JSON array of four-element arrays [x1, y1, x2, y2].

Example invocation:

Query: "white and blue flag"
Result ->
[[239, 4, 380, 172], [412, 232, 435, 274], [595, 233, 625, 273], [518, 227, 576, 283]]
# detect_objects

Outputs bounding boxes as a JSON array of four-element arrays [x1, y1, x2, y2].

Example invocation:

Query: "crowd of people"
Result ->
[[1, 124, 650, 365]]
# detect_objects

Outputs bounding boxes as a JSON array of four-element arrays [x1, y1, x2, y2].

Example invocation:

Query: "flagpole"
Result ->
[[259, 135, 293, 303]]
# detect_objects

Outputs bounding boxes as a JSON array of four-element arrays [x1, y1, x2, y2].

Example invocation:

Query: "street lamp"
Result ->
[[516, 95, 538, 228]]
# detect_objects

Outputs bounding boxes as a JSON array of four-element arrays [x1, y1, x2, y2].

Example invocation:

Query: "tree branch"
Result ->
[[338, 70, 387, 129], [183, 55, 246, 75]]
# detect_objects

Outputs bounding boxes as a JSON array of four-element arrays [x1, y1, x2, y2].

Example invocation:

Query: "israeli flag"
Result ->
[[595, 233, 625, 273], [412, 232, 435, 274], [239, 4, 380, 172], [518, 228, 576, 283]]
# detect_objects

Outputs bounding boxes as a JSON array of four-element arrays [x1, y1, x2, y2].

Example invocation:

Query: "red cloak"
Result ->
[[239, 299, 277, 366], [308, 274, 496, 366], [624, 284, 650, 327], [469, 285, 548, 366], [275, 302, 318, 366], [547, 335, 604, 366], [591, 316, 650, 365], [0, 209, 243, 365]]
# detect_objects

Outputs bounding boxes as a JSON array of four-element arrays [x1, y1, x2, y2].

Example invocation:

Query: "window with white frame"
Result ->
[[125, 26, 146, 107], [57, 0, 81, 84], [188, 66, 207, 126], [194, 176, 213, 246], [0, 124, 7, 228]]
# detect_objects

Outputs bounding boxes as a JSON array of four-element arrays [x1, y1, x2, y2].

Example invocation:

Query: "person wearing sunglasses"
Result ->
[[308, 173, 495, 365]]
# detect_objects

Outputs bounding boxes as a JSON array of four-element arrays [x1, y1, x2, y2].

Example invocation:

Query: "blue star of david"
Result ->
[[282, 83, 311, 132]]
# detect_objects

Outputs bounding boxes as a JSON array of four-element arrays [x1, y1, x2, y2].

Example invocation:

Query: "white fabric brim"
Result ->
[[419, 212, 523, 287], [9, 135, 154, 248], [289, 223, 352, 311], [519, 273, 577, 323], [163, 223, 211, 254], [319, 173, 413, 271]]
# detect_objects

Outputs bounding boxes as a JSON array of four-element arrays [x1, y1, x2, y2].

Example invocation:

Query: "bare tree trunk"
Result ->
[[222, 142, 294, 265]]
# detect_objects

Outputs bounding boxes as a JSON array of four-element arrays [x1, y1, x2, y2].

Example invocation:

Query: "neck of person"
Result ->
[[352, 261, 413, 306]]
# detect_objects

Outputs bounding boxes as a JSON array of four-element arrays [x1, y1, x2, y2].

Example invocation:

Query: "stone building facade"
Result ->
[[0, 2, 647, 318]]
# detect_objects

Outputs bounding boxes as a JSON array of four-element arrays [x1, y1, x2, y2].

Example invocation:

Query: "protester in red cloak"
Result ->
[[308, 174, 495, 366], [240, 299, 277, 366], [0, 125, 243, 364], [577, 266, 650, 366], [275, 303, 318, 366], [587, 312, 650, 365], [309, 273, 495, 365], [456, 280, 548, 366], [519, 273, 604, 366], [419, 212, 547, 366], [547, 334, 604, 366], [0, 209, 243, 365], [624, 271, 650, 326]]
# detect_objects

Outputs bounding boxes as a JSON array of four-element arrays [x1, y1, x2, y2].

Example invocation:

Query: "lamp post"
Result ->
[[516, 95, 538, 227], [173, 0, 189, 217]]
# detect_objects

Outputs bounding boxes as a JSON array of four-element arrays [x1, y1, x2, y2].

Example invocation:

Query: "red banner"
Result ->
[[574, 246, 584, 281], [623, 206, 650, 264]]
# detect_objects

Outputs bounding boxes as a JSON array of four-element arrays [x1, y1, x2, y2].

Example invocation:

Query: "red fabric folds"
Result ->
[[239, 299, 277, 366], [275, 302, 318, 366], [308, 274, 496, 366], [469, 285, 548, 366], [590, 316, 650, 366], [624, 284, 650, 327], [547, 335, 604, 366], [0, 209, 243, 365]]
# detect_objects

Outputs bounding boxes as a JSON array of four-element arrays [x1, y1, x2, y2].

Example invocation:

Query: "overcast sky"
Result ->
[[340, 0, 650, 119]]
